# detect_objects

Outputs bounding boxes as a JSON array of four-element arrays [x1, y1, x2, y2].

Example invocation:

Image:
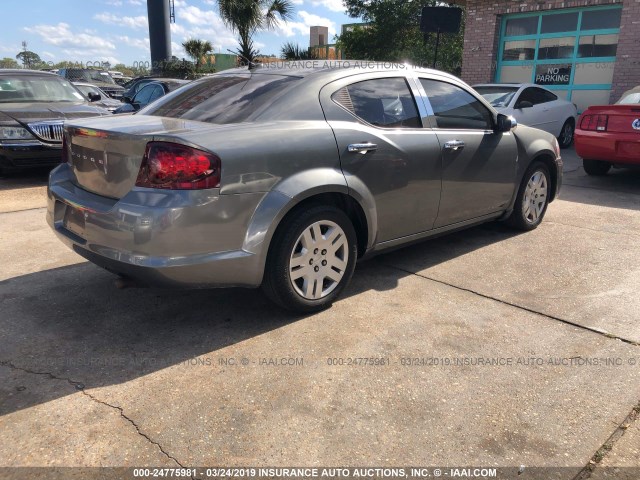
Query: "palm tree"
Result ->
[[182, 39, 214, 72], [281, 42, 317, 60], [218, 0, 294, 64]]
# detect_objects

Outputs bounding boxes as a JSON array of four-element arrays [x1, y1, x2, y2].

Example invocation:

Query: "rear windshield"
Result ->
[[140, 74, 298, 124], [65, 70, 116, 85], [0, 75, 85, 103], [474, 86, 519, 108], [616, 92, 640, 104]]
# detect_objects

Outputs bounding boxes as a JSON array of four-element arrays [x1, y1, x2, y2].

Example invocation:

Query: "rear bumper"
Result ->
[[0, 141, 63, 168], [47, 164, 267, 288], [574, 130, 640, 165]]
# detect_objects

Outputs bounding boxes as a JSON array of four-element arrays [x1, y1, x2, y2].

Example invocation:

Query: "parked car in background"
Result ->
[[58, 68, 125, 99], [72, 82, 122, 113], [473, 83, 577, 148], [113, 76, 133, 86], [616, 86, 640, 105], [114, 79, 190, 114], [122, 76, 175, 99], [0, 69, 108, 172], [48, 63, 562, 312], [574, 86, 640, 175]]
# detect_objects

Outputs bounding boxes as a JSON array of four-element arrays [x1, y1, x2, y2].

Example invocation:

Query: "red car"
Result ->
[[574, 86, 640, 175]]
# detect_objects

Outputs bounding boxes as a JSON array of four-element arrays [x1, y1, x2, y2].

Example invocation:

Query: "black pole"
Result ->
[[432, 28, 440, 69], [147, 0, 172, 73]]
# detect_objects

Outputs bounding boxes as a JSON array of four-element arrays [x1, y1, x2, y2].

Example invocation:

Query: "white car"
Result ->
[[473, 83, 578, 148]]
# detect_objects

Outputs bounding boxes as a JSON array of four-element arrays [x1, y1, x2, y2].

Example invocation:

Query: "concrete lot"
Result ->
[[0, 150, 638, 479]]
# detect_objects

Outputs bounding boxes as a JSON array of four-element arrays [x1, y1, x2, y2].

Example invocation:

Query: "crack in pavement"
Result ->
[[380, 263, 640, 474], [0, 360, 187, 470], [0, 206, 47, 215], [572, 401, 640, 480], [381, 263, 640, 346]]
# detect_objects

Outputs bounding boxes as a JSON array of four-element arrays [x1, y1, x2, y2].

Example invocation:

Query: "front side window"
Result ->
[[332, 77, 421, 128], [147, 85, 164, 103], [134, 84, 156, 104], [421, 79, 493, 130]]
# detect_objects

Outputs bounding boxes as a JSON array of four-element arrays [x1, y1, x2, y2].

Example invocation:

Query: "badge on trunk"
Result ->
[[632, 119, 640, 130]]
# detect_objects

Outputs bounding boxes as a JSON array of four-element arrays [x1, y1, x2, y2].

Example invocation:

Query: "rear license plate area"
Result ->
[[63, 204, 86, 238]]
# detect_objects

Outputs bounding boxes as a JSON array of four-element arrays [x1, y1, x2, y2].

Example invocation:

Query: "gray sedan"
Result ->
[[47, 62, 562, 312]]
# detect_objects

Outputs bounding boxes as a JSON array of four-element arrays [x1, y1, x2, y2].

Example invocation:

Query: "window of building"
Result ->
[[496, 6, 622, 111], [420, 79, 493, 130], [540, 12, 578, 34], [332, 78, 421, 129]]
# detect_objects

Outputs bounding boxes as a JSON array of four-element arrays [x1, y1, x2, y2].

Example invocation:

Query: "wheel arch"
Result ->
[[242, 177, 375, 284], [529, 152, 559, 202]]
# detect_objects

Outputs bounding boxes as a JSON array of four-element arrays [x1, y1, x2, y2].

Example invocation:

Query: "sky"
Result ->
[[0, 0, 355, 66]]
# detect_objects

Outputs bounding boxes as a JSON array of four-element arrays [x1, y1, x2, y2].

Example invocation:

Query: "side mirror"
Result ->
[[515, 100, 533, 109], [87, 92, 101, 102], [122, 96, 132, 104], [496, 113, 517, 133]]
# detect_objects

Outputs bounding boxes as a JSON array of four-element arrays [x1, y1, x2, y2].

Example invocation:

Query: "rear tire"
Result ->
[[558, 119, 574, 149], [583, 159, 611, 176], [262, 205, 358, 313], [506, 161, 550, 231]]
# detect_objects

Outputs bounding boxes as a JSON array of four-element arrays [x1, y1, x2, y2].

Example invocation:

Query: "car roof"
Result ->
[[0, 69, 58, 76], [216, 60, 462, 83], [473, 83, 531, 88]]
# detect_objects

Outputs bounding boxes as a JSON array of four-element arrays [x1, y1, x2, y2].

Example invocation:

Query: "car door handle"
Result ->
[[348, 143, 378, 154], [443, 140, 465, 151]]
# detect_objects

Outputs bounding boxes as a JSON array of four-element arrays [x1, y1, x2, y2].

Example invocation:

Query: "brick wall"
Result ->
[[611, 0, 640, 100], [460, 0, 639, 102]]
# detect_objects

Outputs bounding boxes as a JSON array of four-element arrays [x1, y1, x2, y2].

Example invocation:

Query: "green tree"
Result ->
[[280, 42, 317, 60], [0, 57, 20, 69], [16, 50, 44, 69], [336, 0, 464, 75], [182, 39, 214, 72], [218, 0, 294, 64]]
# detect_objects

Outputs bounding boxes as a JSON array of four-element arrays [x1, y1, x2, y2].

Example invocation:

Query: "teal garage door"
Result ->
[[495, 5, 622, 112]]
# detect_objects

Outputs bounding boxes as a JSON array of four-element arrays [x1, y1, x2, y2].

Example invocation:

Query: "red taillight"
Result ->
[[135, 142, 221, 190], [580, 114, 608, 132]]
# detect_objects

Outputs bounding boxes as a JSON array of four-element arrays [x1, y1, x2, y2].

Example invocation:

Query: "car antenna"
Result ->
[[227, 50, 260, 70]]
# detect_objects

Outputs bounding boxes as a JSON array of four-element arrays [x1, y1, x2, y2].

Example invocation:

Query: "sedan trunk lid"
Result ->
[[583, 104, 640, 134], [64, 115, 236, 199]]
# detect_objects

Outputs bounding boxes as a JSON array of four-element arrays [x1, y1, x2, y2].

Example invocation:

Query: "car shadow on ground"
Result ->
[[0, 221, 521, 416], [0, 167, 52, 190]]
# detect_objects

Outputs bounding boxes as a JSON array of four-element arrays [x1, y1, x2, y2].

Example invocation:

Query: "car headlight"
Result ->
[[0, 126, 36, 140]]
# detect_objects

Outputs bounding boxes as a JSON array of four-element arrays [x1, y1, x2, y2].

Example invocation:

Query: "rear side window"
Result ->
[[518, 87, 557, 105], [420, 79, 493, 130], [332, 77, 421, 128], [141, 74, 298, 124]]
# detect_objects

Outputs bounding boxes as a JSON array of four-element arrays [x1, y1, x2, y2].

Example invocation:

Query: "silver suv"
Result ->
[[47, 62, 562, 312]]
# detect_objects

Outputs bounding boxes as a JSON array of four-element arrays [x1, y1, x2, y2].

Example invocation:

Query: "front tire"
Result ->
[[263, 205, 358, 313], [558, 119, 574, 149], [583, 159, 611, 176], [506, 161, 550, 231]]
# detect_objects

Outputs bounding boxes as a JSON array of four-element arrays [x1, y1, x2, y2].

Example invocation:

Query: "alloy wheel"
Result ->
[[289, 220, 349, 300], [522, 170, 548, 224], [561, 122, 573, 146]]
